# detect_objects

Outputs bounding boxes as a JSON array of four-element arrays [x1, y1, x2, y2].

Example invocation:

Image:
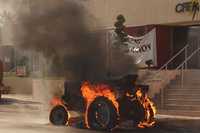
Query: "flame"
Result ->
[[136, 89, 143, 98], [136, 89, 157, 128], [50, 97, 64, 106], [50, 96, 71, 125], [81, 82, 156, 129], [81, 81, 119, 128]]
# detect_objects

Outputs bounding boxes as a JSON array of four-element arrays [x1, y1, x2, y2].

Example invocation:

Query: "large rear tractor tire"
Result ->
[[49, 105, 69, 126], [87, 96, 118, 131]]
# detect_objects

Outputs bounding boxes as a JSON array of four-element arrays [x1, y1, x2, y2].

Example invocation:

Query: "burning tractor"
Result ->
[[49, 74, 156, 130]]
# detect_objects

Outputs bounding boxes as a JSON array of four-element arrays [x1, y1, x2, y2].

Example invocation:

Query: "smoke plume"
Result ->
[[14, 0, 137, 82]]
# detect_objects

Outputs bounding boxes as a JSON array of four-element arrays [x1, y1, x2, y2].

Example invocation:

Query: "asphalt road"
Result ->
[[0, 94, 199, 133]]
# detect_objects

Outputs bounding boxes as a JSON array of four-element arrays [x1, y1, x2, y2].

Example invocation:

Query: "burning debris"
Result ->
[[135, 89, 156, 128], [81, 81, 119, 129], [50, 75, 156, 130]]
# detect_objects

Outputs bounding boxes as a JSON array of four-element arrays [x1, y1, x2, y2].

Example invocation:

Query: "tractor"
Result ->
[[49, 74, 156, 130]]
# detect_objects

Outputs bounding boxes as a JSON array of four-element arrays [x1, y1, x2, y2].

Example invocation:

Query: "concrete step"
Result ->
[[167, 85, 200, 89], [180, 71, 200, 75], [165, 99, 200, 105], [165, 94, 200, 99], [166, 89, 200, 95], [165, 104, 200, 110], [161, 70, 200, 115], [170, 80, 200, 85], [181, 70, 200, 74], [181, 72, 200, 76], [159, 110, 200, 117], [174, 77, 200, 82]]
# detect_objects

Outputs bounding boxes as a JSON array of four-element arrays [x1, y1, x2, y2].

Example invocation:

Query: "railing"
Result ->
[[151, 45, 200, 109], [157, 43, 200, 109], [176, 46, 200, 88], [155, 43, 200, 83], [148, 44, 189, 82], [158, 44, 189, 72]]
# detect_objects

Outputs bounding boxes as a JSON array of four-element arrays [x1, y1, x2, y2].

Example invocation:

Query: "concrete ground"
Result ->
[[0, 94, 200, 133]]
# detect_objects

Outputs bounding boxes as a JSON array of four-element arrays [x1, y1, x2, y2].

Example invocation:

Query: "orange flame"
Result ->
[[136, 89, 156, 128], [81, 81, 119, 128], [81, 81, 156, 129], [50, 97, 64, 106], [50, 97, 71, 126]]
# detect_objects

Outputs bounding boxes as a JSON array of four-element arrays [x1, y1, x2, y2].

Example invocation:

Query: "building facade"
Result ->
[[84, 0, 200, 28], [1, 0, 200, 70]]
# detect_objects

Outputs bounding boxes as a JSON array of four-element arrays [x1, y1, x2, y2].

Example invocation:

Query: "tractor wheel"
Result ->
[[87, 96, 118, 131], [49, 105, 69, 126]]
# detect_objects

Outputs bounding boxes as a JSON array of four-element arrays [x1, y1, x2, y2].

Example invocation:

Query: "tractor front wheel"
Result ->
[[49, 105, 69, 126]]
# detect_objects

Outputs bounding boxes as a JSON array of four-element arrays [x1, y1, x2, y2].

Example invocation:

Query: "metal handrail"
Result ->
[[144, 44, 189, 83], [176, 47, 200, 70], [177, 46, 200, 88], [157, 44, 200, 108], [159, 44, 189, 71], [151, 44, 189, 80]]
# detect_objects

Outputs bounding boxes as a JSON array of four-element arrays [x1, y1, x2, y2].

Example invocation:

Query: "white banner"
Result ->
[[110, 28, 157, 68]]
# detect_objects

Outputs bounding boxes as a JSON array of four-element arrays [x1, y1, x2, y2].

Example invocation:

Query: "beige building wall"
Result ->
[[84, 0, 200, 28]]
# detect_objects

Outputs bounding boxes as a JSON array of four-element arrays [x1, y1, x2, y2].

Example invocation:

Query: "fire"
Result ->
[[81, 81, 119, 128], [81, 81, 156, 129], [50, 97, 64, 106], [50, 96, 71, 126], [136, 89, 157, 128]]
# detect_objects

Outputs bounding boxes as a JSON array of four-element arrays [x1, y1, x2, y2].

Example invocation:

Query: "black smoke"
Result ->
[[14, 0, 137, 82]]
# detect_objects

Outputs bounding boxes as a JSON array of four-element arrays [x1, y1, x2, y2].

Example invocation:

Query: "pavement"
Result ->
[[0, 94, 200, 133]]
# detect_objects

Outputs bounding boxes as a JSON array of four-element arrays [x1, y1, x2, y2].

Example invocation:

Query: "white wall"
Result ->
[[84, 0, 200, 28], [1, 0, 198, 32]]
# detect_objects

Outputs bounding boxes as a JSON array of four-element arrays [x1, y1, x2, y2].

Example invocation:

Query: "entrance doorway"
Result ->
[[172, 25, 200, 69]]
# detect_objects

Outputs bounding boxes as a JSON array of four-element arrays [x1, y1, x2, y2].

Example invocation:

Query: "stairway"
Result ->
[[137, 44, 200, 116], [161, 69, 200, 117], [138, 69, 179, 97]]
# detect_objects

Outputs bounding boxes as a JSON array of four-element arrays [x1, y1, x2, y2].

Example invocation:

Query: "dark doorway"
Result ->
[[172, 25, 200, 69], [187, 26, 200, 69]]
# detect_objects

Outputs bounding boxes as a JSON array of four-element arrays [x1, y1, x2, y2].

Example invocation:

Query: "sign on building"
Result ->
[[175, 0, 199, 20], [109, 28, 157, 68]]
